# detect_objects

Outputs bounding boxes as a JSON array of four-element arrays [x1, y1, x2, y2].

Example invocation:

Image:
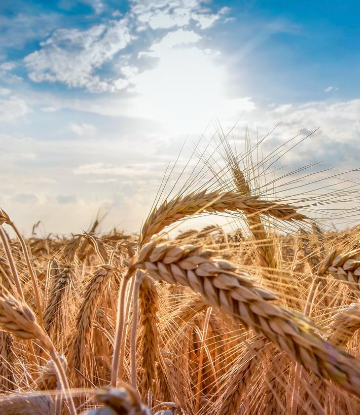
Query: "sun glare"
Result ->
[[128, 44, 251, 131]]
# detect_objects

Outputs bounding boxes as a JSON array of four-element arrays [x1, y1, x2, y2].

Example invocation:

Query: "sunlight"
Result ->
[[128, 40, 254, 131]]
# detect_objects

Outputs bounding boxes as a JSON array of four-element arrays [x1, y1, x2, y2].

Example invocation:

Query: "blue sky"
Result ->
[[1, 0, 360, 234]]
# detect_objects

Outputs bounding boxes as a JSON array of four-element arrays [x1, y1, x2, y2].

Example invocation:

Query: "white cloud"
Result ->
[[148, 8, 192, 29], [70, 122, 97, 137], [324, 86, 339, 93], [0, 94, 30, 123], [147, 29, 202, 54], [131, 0, 226, 31], [21, 0, 227, 96], [120, 65, 138, 78], [0, 62, 16, 71], [25, 19, 132, 92], [191, 12, 220, 29]]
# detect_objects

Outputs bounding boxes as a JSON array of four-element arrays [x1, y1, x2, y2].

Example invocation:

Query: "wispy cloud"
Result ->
[[324, 86, 339, 93]]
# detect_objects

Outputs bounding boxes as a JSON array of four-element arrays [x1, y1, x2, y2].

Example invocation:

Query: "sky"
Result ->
[[1, 0, 360, 235]]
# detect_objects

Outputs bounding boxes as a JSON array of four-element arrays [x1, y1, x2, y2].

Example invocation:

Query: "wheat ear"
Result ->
[[230, 165, 280, 272], [0, 292, 76, 415], [319, 249, 360, 292], [69, 265, 113, 384], [140, 190, 306, 245], [43, 265, 72, 346], [128, 241, 360, 398], [328, 301, 360, 347], [0, 331, 14, 391], [35, 356, 67, 390], [138, 275, 159, 399], [0, 256, 16, 294]]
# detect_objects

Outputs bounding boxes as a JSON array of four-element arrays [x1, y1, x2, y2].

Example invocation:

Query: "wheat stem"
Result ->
[[111, 274, 130, 387], [131, 270, 143, 389]]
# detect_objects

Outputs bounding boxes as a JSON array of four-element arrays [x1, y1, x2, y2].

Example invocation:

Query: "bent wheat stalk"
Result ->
[[0, 292, 76, 415], [127, 241, 360, 398], [0, 209, 43, 327], [0, 227, 24, 299]]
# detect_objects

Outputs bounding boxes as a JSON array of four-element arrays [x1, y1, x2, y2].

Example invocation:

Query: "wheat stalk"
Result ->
[[43, 265, 72, 346], [128, 240, 360, 398]]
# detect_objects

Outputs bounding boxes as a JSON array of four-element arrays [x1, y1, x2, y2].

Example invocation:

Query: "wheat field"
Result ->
[[1, 134, 360, 415]]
